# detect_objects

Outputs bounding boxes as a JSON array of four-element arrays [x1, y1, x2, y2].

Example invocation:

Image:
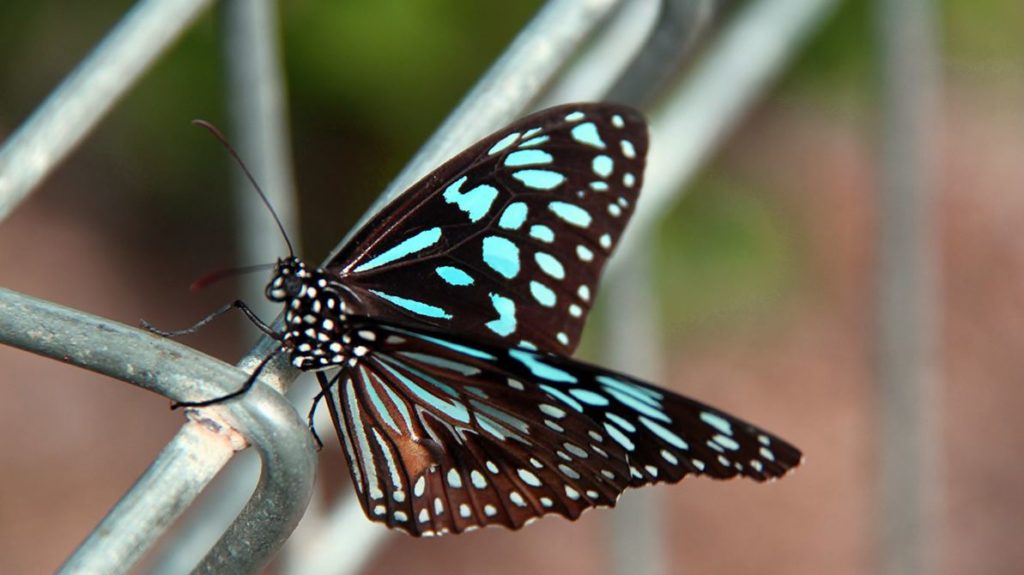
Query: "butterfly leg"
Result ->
[[142, 299, 278, 339], [314, 371, 347, 454], [307, 386, 328, 451], [173, 347, 282, 409]]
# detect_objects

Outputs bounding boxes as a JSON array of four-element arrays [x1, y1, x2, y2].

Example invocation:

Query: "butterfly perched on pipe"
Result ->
[[165, 103, 802, 537]]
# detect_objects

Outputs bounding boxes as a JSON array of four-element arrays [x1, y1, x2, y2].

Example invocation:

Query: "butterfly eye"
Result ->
[[265, 272, 303, 301], [283, 276, 304, 297]]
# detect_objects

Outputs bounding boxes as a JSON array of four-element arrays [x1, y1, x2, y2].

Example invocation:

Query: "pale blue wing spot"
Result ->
[[379, 377, 415, 431], [397, 351, 480, 376], [360, 368, 402, 434], [578, 285, 591, 301], [604, 422, 635, 451], [606, 412, 637, 432], [617, 196, 630, 207], [498, 202, 528, 230], [539, 385, 584, 412], [565, 111, 585, 122], [488, 132, 520, 155], [504, 149, 553, 167], [599, 233, 613, 249], [548, 201, 592, 228], [612, 114, 625, 128], [485, 293, 517, 337], [576, 244, 594, 262], [354, 227, 442, 272], [482, 236, 520, 279], [443, 178, 499, 222], [476, 416, 511, 443], [342, 379, 374, 494], [569, 304, 583, 318], [529, 224, 555, 243], [509, 349, 577, 383], [392, 328, 497, 360], [570, 388, 609, 406], [436, 265, 474, 286], [522, 127, 543, 139], [620, 139, 636, 159], [513, 169, 566, 190], [623, 172, 636, 188], [714, 434, 741, 451], [529, 280, 557, 307], [381, 358, 459, 401], [606, 389, 671, 423], [639, 416, 690, 450], [571, 122, 606, 149], [517, 340, 537, 350], [700, 411, 734, 435], [556, 332, 569, 346], [592, 154, 614, 178], [375, 357, 470, 423], [470, 399, 530, 434], [597, 374, 664, 401], [590, 181, 609, 192], [534, 252, 566, 280], [608, 203, 622, 217], [370, 290, 452, 319], [518, 135, 550, 147]]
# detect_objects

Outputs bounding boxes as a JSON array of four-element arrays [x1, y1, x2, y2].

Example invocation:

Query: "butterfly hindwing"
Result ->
[[327, 104, 648, 355], [322, 321, 801, 536]]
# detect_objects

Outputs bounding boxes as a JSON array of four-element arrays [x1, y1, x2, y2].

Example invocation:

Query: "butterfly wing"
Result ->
[[323, 321, 801, 536], [327, 103, 648, 355]]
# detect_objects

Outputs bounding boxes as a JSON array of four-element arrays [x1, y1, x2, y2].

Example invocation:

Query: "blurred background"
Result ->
[[1, 1, 1022, 573]]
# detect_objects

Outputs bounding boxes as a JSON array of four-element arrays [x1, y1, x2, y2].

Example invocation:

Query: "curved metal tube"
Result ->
[[0, 288, 316, 575]]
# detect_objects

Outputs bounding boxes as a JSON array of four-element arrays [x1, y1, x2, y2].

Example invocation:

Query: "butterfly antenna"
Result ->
[[191, 119, 296, 258]]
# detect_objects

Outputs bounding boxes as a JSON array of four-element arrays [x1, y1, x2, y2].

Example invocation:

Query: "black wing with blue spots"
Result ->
[[325, 104, 648, 355], [323, 320, 801, 537]]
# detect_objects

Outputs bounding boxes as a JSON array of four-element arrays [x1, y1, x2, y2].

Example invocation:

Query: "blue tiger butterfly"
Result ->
[[180, 103, 801, 537]]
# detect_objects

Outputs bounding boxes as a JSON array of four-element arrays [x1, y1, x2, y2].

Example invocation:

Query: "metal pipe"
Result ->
[[0, 288, 317, 574], [145, 1, 306, 570], [0, 0, 215, 222], [873, 1, 942, 573], [609, 0, 842, 279]]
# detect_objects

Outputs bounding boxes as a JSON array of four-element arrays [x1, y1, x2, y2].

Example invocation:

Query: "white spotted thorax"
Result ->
[[266, 257, 359, 370], [251, 104, 801, 538]]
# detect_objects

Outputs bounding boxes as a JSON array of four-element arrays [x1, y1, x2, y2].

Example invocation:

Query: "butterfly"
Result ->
[[195, 103, 801, 537]]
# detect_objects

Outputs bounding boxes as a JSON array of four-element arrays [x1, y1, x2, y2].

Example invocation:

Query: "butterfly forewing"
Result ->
[[327, 104, 648, 355], [324, 321, 801, 536]]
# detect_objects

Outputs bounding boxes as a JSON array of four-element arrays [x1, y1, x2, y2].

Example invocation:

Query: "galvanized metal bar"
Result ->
[[329, 0, 625, 260], [873, 1, 942, 574], [609, 0, 842, 280], [222, 0, 300, 310], [603, 0, 715, 107], [595, 3, 717, 574], [0, 287, 316, 575], [0, 0, 216, 222], [57, 423, 234, 575], [537, 0, 661, 105], [606, 231, 667, 575], [146, 1, 305, 571]]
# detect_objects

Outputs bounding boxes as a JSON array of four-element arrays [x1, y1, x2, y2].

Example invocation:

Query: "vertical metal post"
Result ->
[[222, 0, 299, 311], [874, 1, 942, 574], [606, 231, 666, 575], [147, 1, 302, 571]]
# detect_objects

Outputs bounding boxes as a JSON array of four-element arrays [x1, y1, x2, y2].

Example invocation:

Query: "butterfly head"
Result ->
[[265, 257, 309, 302]]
